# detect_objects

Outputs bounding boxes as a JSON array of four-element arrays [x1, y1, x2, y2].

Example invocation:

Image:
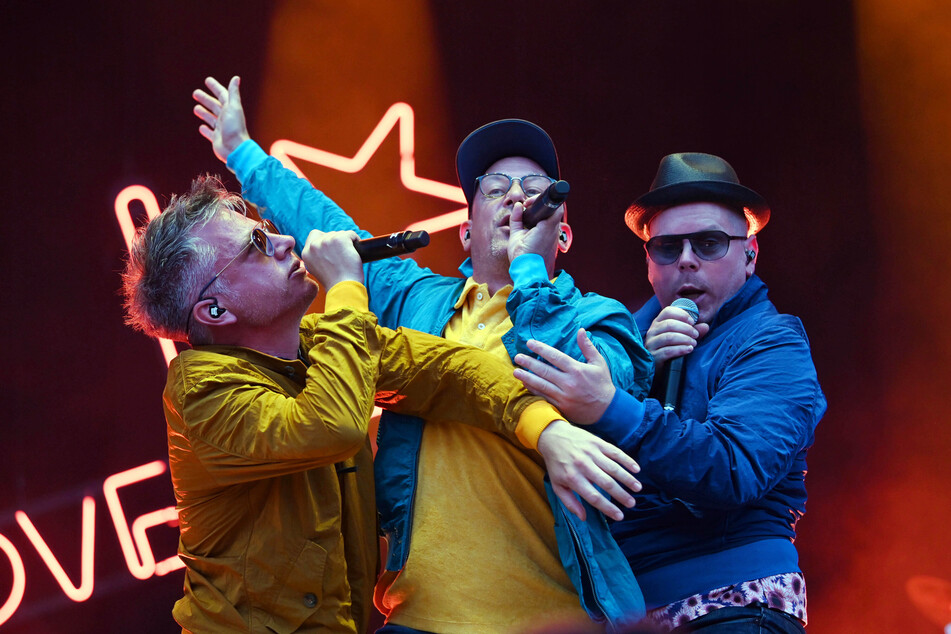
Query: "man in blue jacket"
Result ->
[[191, 76, 653, 632], [515, 153, 825, 633]]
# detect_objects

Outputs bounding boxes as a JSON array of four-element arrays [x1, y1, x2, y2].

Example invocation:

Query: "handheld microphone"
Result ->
[[522, 180, 570, 228], [354, 230, 430, 262], [662, 298, 699, 412]]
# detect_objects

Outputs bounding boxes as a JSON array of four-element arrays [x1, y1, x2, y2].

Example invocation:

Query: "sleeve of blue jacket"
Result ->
[[506, 253, 653, 399], [589, 318, 822, 510], [229, 140, 368, 242], [229, 140, 449, 327]]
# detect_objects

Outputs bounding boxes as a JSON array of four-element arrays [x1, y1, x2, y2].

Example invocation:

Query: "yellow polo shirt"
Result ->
[[376, 279, 586, 632]]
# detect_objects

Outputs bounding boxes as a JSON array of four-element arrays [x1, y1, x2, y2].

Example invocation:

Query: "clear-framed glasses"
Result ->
[[475, 173, 555, 199], [644, 230, 747, 265], [186, 218, 279, 332]]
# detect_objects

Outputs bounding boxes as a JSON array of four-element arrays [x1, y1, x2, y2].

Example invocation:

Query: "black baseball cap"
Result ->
[[455, 119, 560, 205]]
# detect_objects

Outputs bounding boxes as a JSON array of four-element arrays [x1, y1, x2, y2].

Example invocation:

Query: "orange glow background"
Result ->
[[4, 1, 951, 632]]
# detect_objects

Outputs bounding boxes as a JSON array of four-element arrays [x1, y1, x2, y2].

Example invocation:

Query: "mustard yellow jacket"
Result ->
[[164, 283, 556, 633]]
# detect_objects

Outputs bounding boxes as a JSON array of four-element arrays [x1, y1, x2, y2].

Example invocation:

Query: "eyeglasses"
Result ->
[[475, 173, 555, 199], [644, 230, 747, 265], [186, 218, 278, 332]]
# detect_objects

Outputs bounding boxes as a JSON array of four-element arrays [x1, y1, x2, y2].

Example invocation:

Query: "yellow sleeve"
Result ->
[[367, 325, 560, 448], [515, 401, 562, 450], [324, 280, 369, 313], [171, 309, 380, 486]]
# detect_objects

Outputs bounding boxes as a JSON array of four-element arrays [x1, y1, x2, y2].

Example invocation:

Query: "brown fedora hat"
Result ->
[[624, 152, 770, 240]]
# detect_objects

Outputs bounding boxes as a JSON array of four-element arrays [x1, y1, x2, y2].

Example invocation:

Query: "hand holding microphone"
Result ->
[[522, 180, 570, 228], [662, 298, 699, 412], [354, 230, 430, 262], [302, 229, 367, 290]]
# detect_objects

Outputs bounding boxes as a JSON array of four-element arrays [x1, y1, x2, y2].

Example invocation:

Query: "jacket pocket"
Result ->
[[263, 539, 333, 633]]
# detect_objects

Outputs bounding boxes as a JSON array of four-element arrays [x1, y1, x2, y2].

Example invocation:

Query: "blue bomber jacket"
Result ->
[[589, 275, 826, 609], [228, 140, 653, 629]]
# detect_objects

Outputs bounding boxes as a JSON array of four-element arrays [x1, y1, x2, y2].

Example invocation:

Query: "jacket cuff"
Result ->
[[227, 139, 268, 181], [509, 253, 548, 289], [589, 389, 646, 448], [515, 400, 562, 449], [325, 281, 369, 313]]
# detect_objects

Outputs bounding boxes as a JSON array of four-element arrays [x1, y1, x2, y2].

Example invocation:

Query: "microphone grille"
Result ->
[[670, 297, 699, 324]]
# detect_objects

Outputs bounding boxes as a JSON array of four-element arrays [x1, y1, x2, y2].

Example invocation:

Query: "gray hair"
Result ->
[[121, 175, 248, 343]]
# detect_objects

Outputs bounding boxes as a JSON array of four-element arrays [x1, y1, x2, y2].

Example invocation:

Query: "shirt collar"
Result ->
[[195, 343, 308, 379], [452, 275, 512, 311]]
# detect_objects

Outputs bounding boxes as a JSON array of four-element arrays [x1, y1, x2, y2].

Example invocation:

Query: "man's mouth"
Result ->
[[677, 286, 704, 301]]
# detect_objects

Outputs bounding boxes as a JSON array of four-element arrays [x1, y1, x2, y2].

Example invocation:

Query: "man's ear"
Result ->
[[557, 222, 573, 254], [459, 219, 472, 252], [744, 234, 759, 278], [192, 297, 237, 328]]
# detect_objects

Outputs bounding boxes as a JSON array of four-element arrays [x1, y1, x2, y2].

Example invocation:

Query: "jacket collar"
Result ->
[[458, 257, 474, 277], [708, 274, 768, 330]]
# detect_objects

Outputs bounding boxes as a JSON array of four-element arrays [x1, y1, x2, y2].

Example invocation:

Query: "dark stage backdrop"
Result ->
[[3, 1, 950, 632]]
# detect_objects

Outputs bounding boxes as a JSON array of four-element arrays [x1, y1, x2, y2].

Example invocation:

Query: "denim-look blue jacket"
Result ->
[[228, 140, 652, 630], [588, 275, 825, 609]]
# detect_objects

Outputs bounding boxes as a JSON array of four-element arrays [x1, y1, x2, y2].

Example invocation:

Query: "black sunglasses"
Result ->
[[644, 230, 747, 265]]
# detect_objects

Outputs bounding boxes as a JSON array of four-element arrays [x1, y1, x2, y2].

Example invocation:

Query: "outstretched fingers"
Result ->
[[204, 75, 230, 100], [526, 337, 574, 370], [554, 453, 638, 522], [575, 328, 607, 366], [537, 422, 640, 522], [192, 89, 221, 117]]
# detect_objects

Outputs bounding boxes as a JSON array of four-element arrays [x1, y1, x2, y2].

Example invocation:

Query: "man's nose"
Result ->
[[677, 239, 700, 269], [503, 179, 528, 204], [273, 232, 296, 257]]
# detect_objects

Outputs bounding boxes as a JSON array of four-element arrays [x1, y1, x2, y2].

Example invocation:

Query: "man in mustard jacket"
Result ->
[[121, 175, 640, 633]]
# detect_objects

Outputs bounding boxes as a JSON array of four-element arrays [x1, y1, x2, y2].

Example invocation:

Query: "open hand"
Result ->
[[193, 75, 251, 164], [537, 420, 640, 521], [513, 328, 616, 424]]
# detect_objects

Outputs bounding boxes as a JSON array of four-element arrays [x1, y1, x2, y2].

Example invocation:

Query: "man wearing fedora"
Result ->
[[515, 153, 826, 632], [190, 76, 653, 632]]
